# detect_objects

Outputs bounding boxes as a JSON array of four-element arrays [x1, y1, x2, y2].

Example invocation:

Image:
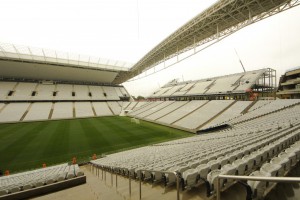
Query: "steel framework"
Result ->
[[113, 0, 300, 84]]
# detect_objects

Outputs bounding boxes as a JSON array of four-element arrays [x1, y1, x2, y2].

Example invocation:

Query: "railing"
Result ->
[[90, 164, 181, 200], [216, 174, 300, 200], [90, 163, 300, 200], [136, 169, 180, 200]]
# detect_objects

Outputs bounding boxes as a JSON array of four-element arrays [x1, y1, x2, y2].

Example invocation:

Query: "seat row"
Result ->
[[0, 164, 84, 197]]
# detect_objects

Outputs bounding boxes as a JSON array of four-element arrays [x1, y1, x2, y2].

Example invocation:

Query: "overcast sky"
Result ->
[[1, 0, 300, 97]]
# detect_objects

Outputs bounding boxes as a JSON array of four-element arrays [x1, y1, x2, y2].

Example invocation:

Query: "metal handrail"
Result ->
[[90, 164, 181, 200], [216, 174, 300, 200], [136, 169, 180, 200]]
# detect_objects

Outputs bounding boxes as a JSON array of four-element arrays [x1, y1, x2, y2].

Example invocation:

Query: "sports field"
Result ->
[[0, 116, 191, 173]]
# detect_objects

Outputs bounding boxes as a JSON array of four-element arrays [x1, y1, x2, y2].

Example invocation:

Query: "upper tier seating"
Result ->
[[0, 82, 17, 100], [149, 69, 268, 98], [0, 81, 129, 101], [73, 85, 90, 100], [8, 82, 37, 101], [171, 82, 196, 96], [32, 84, 55, 100], [184, 80, 213, 95], [205, 74, 241, 94], [55, 84, 73, 100], [102, 86, 120, 100]]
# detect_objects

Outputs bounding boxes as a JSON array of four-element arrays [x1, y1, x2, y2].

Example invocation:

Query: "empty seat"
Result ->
[[278, 151, 297, 168], [247, 170, 271, 199], [0, 190, 7, 196], [270, 157, 290, 176], [207, 160, 220, 171], [182, 169, 198, 188], [232, 159, 248, 175], [260, 163, 281, 177]]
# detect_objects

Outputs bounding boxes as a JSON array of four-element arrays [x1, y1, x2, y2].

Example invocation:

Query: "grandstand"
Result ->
[[92, 101, 300, 200], [149, 69, 276, 101], [0, 43, 132, 198], [277, 67, 300, 99], [1, 0, 300, 199]]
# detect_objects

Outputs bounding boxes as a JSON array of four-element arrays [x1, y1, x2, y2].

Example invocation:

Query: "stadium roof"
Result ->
[[113, 0, 300, 84], [0, 43, 132, 84], [1, 0, 299, 85]]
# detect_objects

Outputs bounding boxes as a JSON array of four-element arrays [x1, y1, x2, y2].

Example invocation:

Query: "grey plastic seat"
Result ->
[[8, 186, 20, 194], [278, 151, 297, 167], [22, 183, 33, 190], [0, 190, 7, 196], [217, 156, 229, 167], [182, 168, 198, 188], [143, 170, 152, 180], [207, 160, 220, 171], [270, 157, 290, 176], [260, 163, 281, 177], [196, 164, 210, 180], [220, 164, 237, 184], [247, 170, 271, 200], [285, 147, 300, 162], [188, 160, 200, 168], [232, 159, 248, 175], [153, 170, 164, 182], [242, 154, 255, 171], [207, 170, 222, 193]]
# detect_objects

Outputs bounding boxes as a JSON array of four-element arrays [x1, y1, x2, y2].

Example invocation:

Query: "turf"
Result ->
[[0, 116, 191, 173]]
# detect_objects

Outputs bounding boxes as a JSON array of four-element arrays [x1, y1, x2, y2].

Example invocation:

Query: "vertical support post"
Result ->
[[164, 53, 166, 68], [216, 177, 221, 200], [248, 10, 252, 23], [217, 24, 219, 40], [105, 170, 106, 182], [269, 69, 271, 98], [176, 172, 180, 200], [275, 69, 277, 100], [111, 172, 113, 186], [193, 36, 196, 53], [129, 174, 132, 197], [116, 173, 118, 189], [176, 46, 179, 62], [139, 170, 142, 200], [102, 168, 103, 180]]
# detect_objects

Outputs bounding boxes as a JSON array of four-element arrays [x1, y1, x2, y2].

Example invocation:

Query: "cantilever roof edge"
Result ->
[[0, 43, 132, 72], [113, 0, 300, 84]]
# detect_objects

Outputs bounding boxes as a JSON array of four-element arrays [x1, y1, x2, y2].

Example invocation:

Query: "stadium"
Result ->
[[1, 0, 300, 200]]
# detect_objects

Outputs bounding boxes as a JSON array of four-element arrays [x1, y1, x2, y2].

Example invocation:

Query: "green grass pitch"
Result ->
[[0, 116, 191, 173]]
